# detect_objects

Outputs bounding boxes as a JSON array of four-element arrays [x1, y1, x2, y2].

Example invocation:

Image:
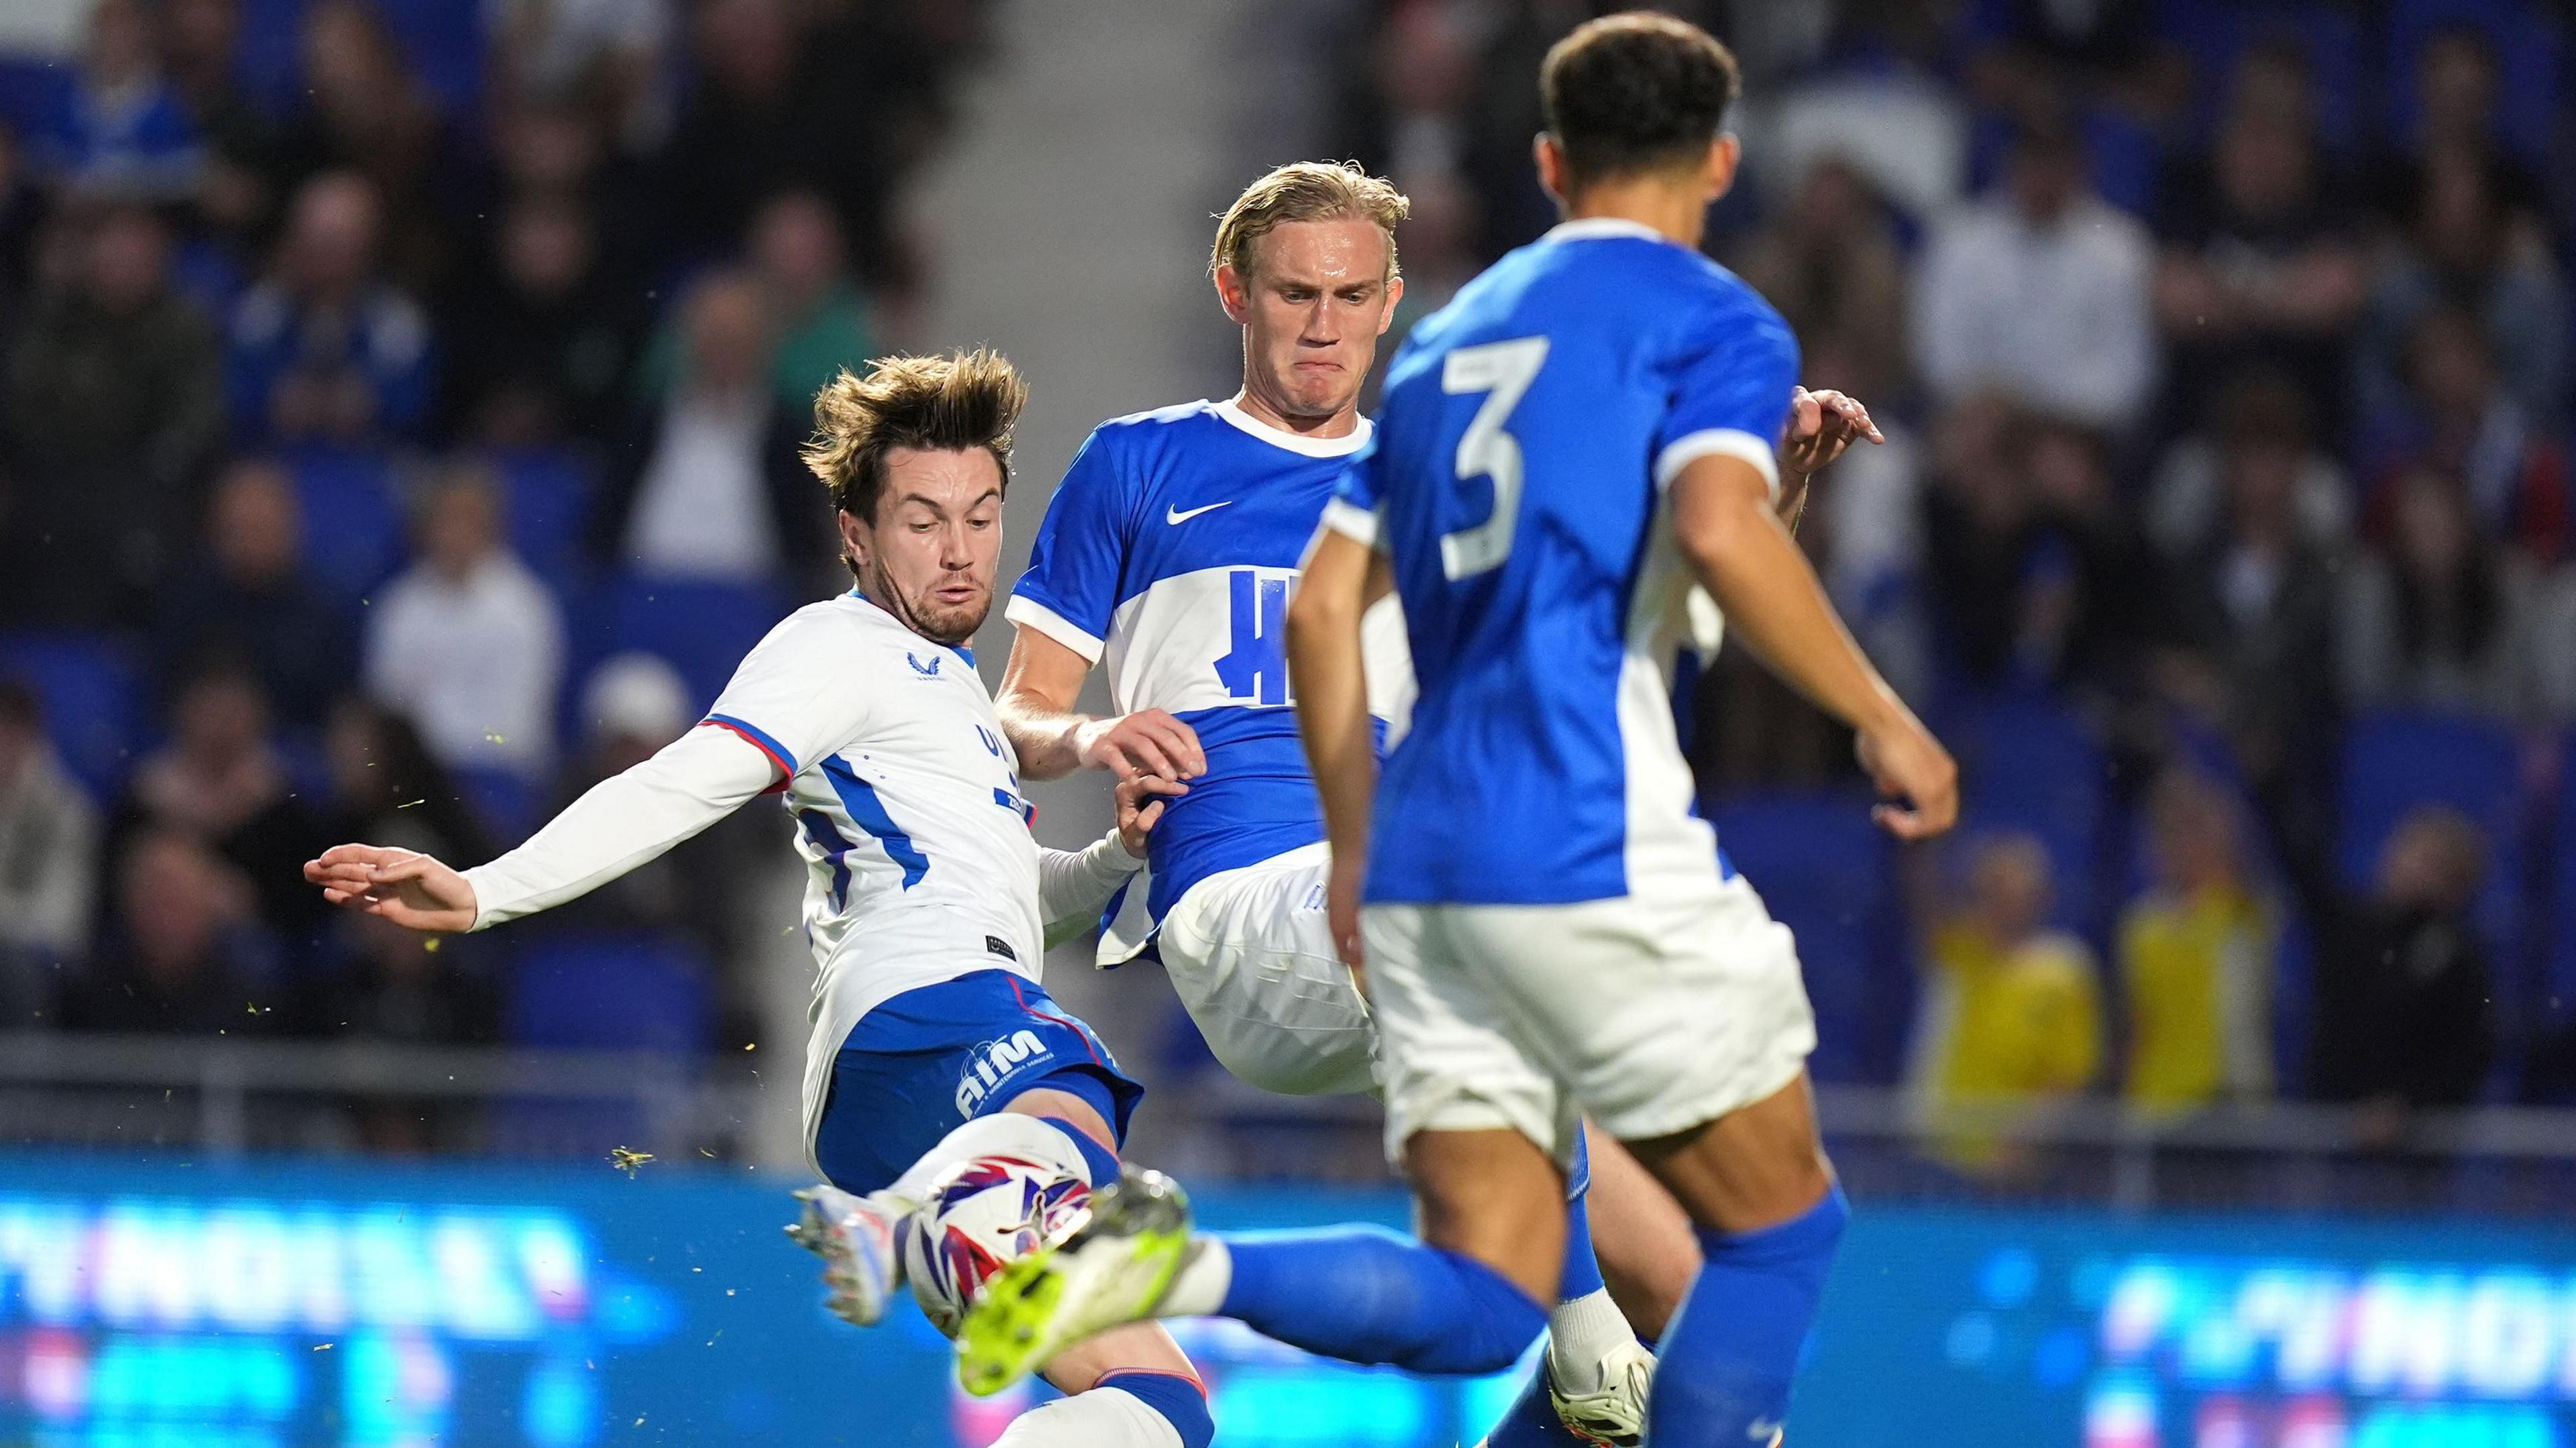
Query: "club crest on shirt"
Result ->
[[907, 652, 942, 677]]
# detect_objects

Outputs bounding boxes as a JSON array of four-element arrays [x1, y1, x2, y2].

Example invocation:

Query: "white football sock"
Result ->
[[1154, 1237, 1233, 1318], [885, 1112, 1098, 1213], [1546, 1287, 1639, 1396], [990, 1387, 1183, 1448]]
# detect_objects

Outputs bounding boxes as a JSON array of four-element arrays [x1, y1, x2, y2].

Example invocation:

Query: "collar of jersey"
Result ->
[[1209, 397, 1374, 458], [1542, 217, 1673, 247], [845, 588, 976, 667]]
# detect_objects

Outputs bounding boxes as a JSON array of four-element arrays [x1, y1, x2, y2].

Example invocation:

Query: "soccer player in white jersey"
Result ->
[[992, 162, 1878, 1447], [951, 17, 1954, 1448], [301, 352, 1216, 1448]]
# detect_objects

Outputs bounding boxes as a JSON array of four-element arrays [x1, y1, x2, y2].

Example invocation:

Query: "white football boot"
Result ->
[[786, 1184, 907, 1327], [1549, 1338, 1656, 1446]]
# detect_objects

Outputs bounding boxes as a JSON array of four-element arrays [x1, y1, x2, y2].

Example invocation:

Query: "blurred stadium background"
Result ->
[[1, 0, 2575, 1443]]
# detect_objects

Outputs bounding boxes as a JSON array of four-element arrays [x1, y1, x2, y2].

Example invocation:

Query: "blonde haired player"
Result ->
[[994, 158, 1879, 1446], [305, 351, 1216, 1448]]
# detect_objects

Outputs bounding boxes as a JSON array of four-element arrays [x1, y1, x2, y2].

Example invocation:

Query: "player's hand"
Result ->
[[1114, 773, 1187, 858], [1855, 716, 1959, 842], [1780, 387, 1883, 476], [1325, 849, 1368, 989], [1077, 708, 1207, 783], [302, 844, 478, 933]]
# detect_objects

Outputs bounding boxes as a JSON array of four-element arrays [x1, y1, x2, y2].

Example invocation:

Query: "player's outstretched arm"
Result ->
[[1285, 529, 1384, 971], [1775, 386, 1882, 533], [1036, 773, 1184, 947], [996, 626, 1205, 783], [1671, 455, 1957, 841], [305, 724, 783, 933]]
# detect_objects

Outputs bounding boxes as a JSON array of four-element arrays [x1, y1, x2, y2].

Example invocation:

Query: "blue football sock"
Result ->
[[1556, 1173, 1605, 1302], [1096, 1370, 1214, 1448], [1648, 1187, 1849, 1447], [1217, 1225, 1546, 1376]]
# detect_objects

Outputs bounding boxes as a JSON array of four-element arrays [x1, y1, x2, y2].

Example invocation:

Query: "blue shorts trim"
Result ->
[[813, 970, 1144, 1194]]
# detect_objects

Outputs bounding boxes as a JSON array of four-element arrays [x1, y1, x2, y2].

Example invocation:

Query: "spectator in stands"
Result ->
[[269, 0, 459, 288], [317, 695, 494, 870], [2150, 103, 2368, 436], [442, 190, 641, 447], [111, 664, 326, 938], [155, 459, 357, 728], [2312, 806, 2498, 1128], [2153, 401, 2344, 860], [162, 0, 285, 282], [225, 172, 435, 445], [2143, 366, 2351, 567], [2118, 769, 2275, 1116], [0, 681, 99, 1018], [2377, 27, 2544, 231], [2338, 467, 2554, 725], [1729, 157, 1909, 405], [532, 654, 741, 954], [1908, 833, 2102, 1177], [66, 828, 280, 1035], [1913, 122, 2157, 432], [490, 0, 674, 151], [657, 0, 889, 278], [2356, 147, 2565, 429], [600, 270, 819, 583], [363, 464, 564, 781], [749, 190, 877, 416], [2359, 307, 2567, 564], [1922, 403, 2149, 696], [26, 0, 203, 199], [2, 201, 225, 626]]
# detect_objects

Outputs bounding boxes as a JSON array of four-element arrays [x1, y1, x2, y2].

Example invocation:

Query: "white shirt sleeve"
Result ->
[[1036, 830, 1145, 945], [460, 724, 779, 928]]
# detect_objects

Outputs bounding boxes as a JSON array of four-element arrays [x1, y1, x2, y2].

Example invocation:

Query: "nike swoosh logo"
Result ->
[[1166, 501, 1233, 524]]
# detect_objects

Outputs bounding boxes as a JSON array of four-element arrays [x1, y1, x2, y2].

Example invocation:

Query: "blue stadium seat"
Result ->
[[1944, 698, 2109, 934], [1710, 789, 1909, 1085], [2157, 0, 2367, 152], [0, 631, 145, 803], [2334, 710, 2526, 964], [2547, 734, 2576, 1032], [505, 931, 712, 1054], [367, 0, 486, 117], [286, 446, 407, 606], [0, 57, 67, 137], [488, 447, 597, 594], [451, 765, 542, 847], [590, 575, 795, 716]]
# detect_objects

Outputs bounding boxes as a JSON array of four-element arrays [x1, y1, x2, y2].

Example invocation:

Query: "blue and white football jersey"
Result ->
[[1008, 398, 1397, 922], [698, 592, 1048, 1145], [1324, 218, 1799, 907]]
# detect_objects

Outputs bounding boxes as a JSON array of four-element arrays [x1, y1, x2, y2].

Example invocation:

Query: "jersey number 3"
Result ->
[[1438, 336, 1550, 581]]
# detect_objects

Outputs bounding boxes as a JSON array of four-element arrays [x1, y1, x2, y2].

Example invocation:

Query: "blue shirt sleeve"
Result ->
[[1652, 286, 1801, 492], [1006, 429, 1135, 662]]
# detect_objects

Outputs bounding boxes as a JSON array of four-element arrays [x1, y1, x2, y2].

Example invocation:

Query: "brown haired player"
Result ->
[[303, 351, 1216, 1448]]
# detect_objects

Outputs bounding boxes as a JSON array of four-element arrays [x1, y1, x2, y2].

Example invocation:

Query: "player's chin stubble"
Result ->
[[866, 559, 985, 645]]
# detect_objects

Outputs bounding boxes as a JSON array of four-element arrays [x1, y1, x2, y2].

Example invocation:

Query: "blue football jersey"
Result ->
[[1325, 219, 1799, 906], [1009, 398, 1391, 920]]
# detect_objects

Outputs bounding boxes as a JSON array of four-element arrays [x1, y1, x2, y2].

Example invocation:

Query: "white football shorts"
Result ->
[[1361, 873, 1817, 1168], [1152, 844, 1379, 1097]]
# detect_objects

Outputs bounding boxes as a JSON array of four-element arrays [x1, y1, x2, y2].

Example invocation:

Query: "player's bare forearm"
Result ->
[[1673, 459, 1905, 734], [1000, 624, 1207, 782], [1286, 532, 1379, 869], [996, 627, 1099, 780]]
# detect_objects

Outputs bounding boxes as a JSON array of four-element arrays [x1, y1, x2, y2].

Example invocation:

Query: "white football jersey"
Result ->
[[702, 592, 1045, 1135]]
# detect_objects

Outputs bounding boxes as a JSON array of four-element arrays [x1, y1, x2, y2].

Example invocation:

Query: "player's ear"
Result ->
[[837, 507, 871, 569], [1704, 133, 1741, 203], [1215, 263, 1253, 324], [1532, 133, 1568, 205], [1377, 272, 1404, 334]]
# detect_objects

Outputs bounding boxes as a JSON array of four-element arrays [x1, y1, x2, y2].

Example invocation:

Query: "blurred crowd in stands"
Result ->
[[0, 0, 994, 1137], [1330, 0, 2576, 1172]]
